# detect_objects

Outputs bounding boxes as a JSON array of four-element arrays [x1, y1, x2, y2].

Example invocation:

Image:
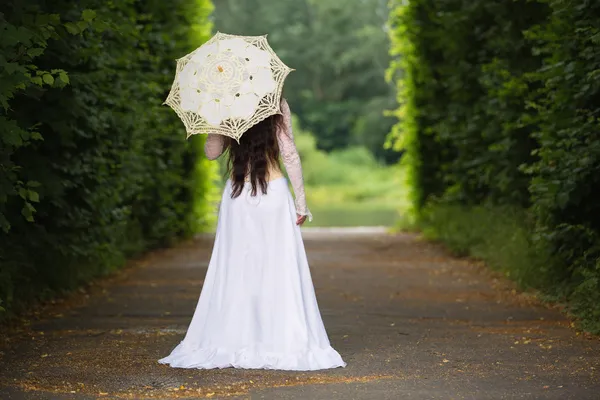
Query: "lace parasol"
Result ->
[[164, 32, 294, 142]]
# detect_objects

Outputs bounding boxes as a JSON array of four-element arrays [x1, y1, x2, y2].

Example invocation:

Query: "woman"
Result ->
[[159, 98, 346, 371]]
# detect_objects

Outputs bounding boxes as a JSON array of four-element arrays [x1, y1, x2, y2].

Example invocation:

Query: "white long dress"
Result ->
[[158, 99, 346, 371]]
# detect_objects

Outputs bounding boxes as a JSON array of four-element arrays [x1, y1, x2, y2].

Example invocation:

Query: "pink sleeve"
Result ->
[[204, 134, 225, 160], [277, 99, 312, 221]]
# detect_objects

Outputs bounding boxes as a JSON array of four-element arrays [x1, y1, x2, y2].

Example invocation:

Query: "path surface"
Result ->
[[1, 229, 599, 399]]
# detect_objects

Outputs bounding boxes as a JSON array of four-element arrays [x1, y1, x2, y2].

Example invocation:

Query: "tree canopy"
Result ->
[[214, 0, 398, 162]]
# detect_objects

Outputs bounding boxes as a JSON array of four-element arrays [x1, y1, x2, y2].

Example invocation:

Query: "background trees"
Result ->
[[0, 0, 215, 316], [388, 0, 600, 332], [214, 0, 398, 163]]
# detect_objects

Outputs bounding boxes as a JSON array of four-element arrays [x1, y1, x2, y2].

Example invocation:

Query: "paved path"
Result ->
[[1, 230, 599, 399]]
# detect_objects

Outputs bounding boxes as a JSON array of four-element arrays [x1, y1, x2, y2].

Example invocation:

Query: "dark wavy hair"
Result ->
[[226, 114, 285, 198]]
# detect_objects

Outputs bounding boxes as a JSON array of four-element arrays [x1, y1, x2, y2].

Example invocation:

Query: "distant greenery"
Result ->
[[388, 0, 600, 333], [293, 118, 408, 227], [213, 0, 398, 163], [209, 116, 407, 227], [0, 0, 214, 318]]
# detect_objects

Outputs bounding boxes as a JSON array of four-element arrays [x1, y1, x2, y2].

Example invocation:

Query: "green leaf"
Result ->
[[31, 131, 44, 140], [0, 214, 10, 233], [82, 9, 97, 22], [21, 202, 36, 222], [64, 22, 80, 35], [31, 76, 43, 86], [18, 187, 28, 199], [92, 20, 110, 33], [77, 21, 89, 32], [27, 181, 41, 188], [59, 71, 70, 84], [48, 14, 61, 25], [2, 130, 23, 146], [43, 74, 55, 85], [27, 48, 45, 58], [28, 190, 40, 203]]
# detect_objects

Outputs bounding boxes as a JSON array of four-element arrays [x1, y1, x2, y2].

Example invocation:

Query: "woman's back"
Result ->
[[203, 98, 311, 220]]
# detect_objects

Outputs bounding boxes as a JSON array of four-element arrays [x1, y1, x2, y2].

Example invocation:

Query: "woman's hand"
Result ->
[[296, 214, 307, 226]]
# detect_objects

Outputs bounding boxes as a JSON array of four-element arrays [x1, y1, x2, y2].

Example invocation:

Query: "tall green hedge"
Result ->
[[389, 0, 600, 332], [0, 0, 215, 316]]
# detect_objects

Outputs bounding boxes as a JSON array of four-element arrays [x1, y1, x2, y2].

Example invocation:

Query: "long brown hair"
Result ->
[[226, 114, 285, 198]]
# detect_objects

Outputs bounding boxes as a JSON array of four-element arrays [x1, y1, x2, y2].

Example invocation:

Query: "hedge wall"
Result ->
[[0, 0, 215, 316], [388, 0, 600, 332]]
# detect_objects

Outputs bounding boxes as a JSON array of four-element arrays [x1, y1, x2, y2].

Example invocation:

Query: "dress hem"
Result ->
[[158, 343, 347, 371]]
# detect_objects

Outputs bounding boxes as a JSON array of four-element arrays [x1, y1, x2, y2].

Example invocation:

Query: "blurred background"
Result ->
[[211, 0, 406, 227]]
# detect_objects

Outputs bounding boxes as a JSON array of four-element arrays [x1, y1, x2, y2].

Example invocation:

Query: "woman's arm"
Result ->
[[204, 133, 225, 160], [277, 98, 312, 222]]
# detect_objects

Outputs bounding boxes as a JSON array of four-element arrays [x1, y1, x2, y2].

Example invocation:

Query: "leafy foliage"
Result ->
[[525, 0, 600, 331], [420, 204, 552, 288], [0, 0, 214, 317], [389, 0, 600, 332]]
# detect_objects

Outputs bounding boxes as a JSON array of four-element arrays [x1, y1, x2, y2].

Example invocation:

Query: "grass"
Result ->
[[417, 202, 600, 334], [309, 204, 400, 227], [419, 204, 550, 288], [294, 119, 410, 227]]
